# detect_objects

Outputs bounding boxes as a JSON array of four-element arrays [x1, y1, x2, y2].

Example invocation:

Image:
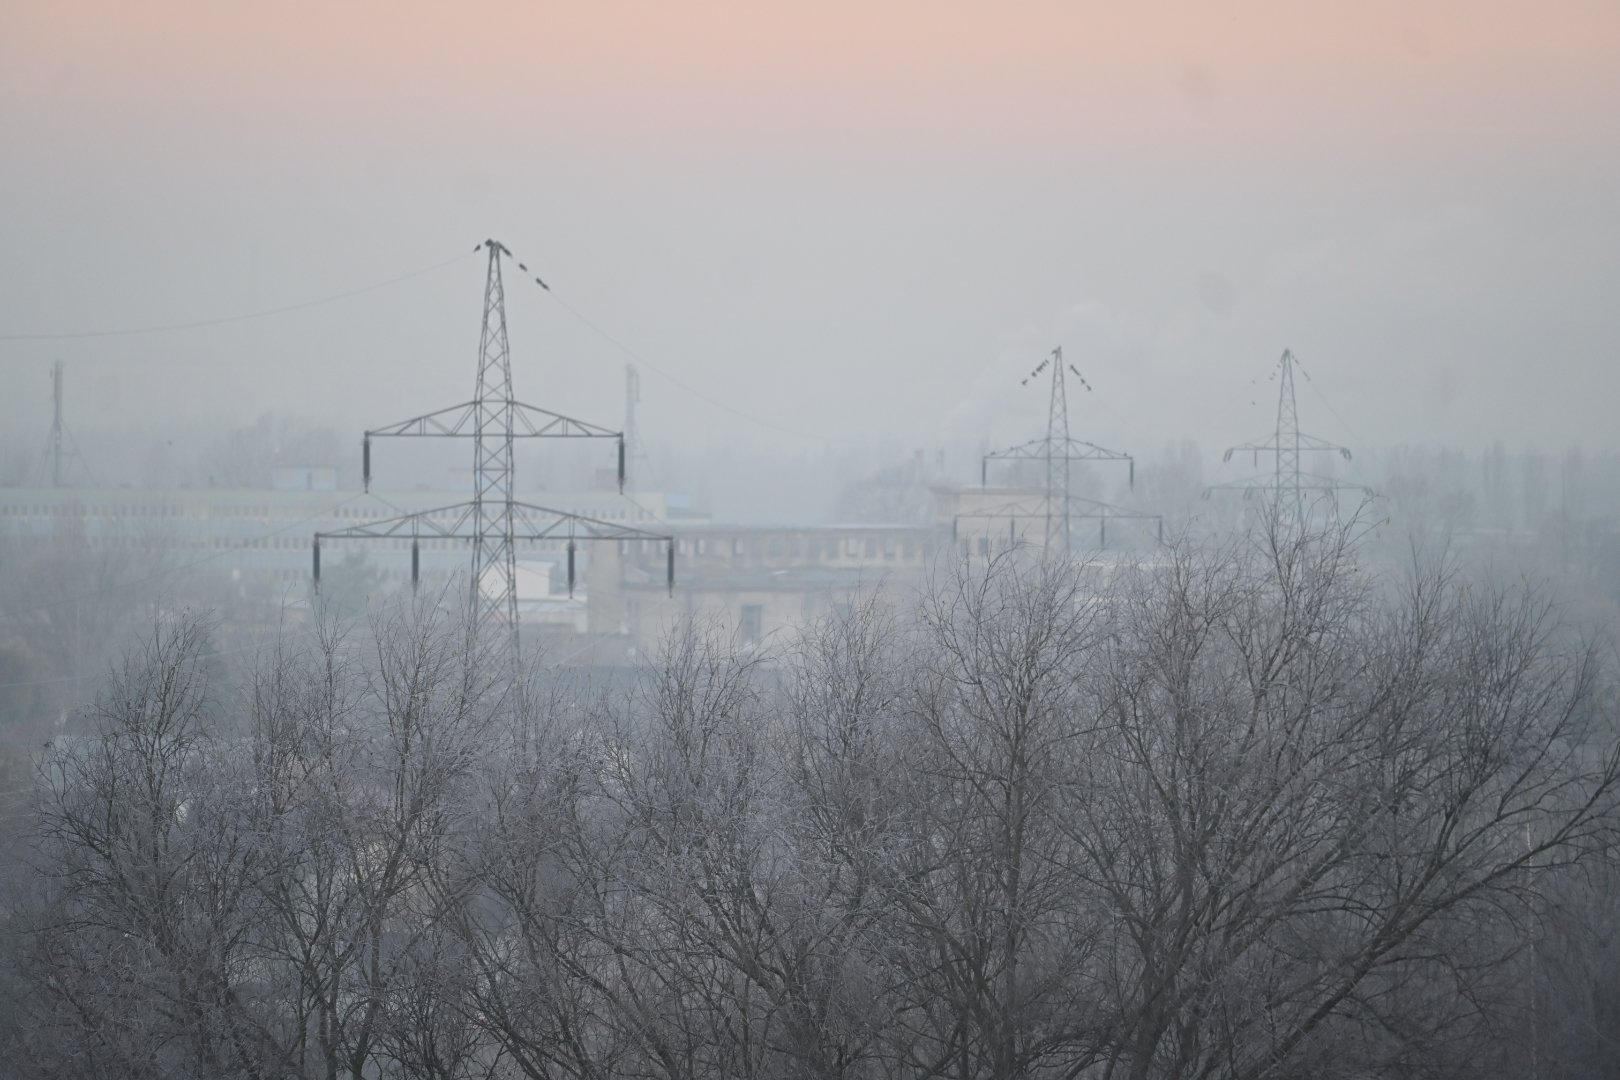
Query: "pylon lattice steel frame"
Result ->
[[981, 346, 1156, 557], [315, 240, 673, 651], [1207, 349, 1365, 529]]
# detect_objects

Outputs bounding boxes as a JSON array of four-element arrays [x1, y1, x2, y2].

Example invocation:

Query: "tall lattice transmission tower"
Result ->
[[1208, 349, 1364, 529], [981, 347, 1157, 557], [315, 240, 673, 652]]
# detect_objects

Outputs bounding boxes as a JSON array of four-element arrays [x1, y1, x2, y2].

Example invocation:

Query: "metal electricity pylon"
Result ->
[[981, 346, 1153, 557], [315, 240, 674, 652], [1208, 349, 1364, 530]]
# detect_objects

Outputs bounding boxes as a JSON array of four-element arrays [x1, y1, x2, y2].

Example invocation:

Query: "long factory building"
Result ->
[[0, 485, 1159, 656]]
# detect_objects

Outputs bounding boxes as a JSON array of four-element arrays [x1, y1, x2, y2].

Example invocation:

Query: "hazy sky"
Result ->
[[1, 0, 1616, 467]]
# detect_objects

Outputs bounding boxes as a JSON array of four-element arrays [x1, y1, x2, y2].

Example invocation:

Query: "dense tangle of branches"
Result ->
[[4, 525, 1619, 1080]]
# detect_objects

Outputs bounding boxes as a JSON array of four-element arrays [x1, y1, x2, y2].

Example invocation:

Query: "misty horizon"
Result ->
[[3, 2, 1618, 466], [2, 5, 1620, 1079]]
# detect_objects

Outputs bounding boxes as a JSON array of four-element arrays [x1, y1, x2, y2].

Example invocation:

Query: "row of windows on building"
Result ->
[[0, 503, 340, 521], [327, 504, 658, 522], [656, 534, 931, 561], [1, 512, 936, 565], [0, 503, 187, 518], [253, 567, 433, 585], [0, 500, 667, 522]]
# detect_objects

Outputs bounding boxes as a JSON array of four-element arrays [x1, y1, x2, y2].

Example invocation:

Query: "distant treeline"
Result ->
[[2, 522, 1619, 1080]]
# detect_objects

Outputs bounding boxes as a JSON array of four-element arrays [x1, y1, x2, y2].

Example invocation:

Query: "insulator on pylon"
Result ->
[[667, 539, 675, 597], [411, 540, 419, 590], [312, 539, 321, 588], [1129, 459, 1134, 489], [363, 437, 371, 492], [567, 540, 576, 598], [617, 438, 626, 492]]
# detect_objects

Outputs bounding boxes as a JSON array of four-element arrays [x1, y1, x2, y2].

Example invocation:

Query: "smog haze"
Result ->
[[1, 0, 1616, 469]]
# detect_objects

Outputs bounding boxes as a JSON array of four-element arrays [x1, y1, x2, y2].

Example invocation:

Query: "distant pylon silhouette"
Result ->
[[1207, 349, 1366, 530], [981, 347, 1155, 557]]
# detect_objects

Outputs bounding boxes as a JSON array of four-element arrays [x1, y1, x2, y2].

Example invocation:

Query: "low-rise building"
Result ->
[[0, 487, 697, 592], [587, 523, 942, 655]]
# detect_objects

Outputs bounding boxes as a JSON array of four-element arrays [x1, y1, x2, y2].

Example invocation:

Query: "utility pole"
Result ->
[[316, 240, 674, 655], [51, 360, 63, 489], [624, 364, 639, 490], [1208, 349, 1362, 530], [982, 347, 1149, 558]]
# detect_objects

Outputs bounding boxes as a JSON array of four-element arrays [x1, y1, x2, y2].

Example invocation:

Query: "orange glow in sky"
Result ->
[[3, 1, 1618, 453], [4, 1, 1616, 157]]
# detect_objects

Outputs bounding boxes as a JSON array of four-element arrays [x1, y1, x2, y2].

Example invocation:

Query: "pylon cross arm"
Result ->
[[1061, 495, 1160, 522], [985, 438, 1131, 464], [1054, 438, 1132, 461], [1223, 439, 1282, 460], [508, 502, 669, 542], [1222, 435, 1351, 462], [1293, 433, 1352, 457], [316, 501, 672, 545], [983, 439, 1053, 462], [508, 401, 621, 439], [366, 401, 481, 437], [317, 502, 477, 539], [367, 401, 621, 441]]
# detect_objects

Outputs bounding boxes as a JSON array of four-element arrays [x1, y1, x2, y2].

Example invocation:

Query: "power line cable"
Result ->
[[1296, 359, 1381, 467], [499, 245, 849, 445], [0, 251, 475, 342]]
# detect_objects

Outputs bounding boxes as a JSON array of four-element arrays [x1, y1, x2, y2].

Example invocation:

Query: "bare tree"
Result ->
[[6, 520, 1619, 1080], [1069, 524, 1620, 1080], [875, 555, 1110, 1080], [590, 624, 777, 1080], [18, 613, 273, 1079], [454, 668, 642, 1080], [775, 593, 919, 1080], [249, 599, 499, 1080]]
